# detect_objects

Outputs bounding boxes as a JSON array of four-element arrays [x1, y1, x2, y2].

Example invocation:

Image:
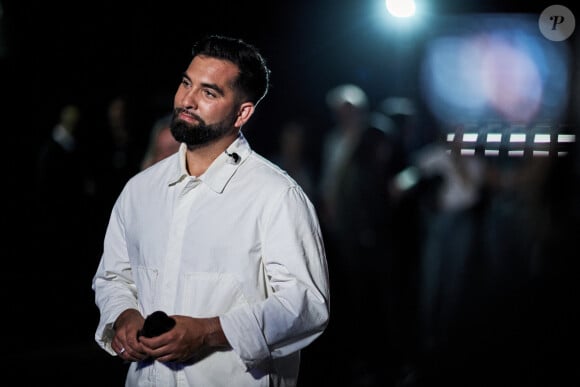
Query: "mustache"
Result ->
[[174, 108, 205, 125]]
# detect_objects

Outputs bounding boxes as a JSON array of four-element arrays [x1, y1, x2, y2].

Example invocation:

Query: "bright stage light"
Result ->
[[385, 0, 416, 18]]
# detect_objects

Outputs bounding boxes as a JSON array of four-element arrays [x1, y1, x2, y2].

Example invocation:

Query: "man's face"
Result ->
[[171, 55, 241, 148]]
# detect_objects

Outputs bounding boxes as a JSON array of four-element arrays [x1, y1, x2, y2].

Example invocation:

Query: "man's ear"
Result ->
[[234, 102, 255, 128]]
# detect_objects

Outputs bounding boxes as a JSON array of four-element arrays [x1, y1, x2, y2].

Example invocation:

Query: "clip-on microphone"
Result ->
[[225, 150, 240, 163]]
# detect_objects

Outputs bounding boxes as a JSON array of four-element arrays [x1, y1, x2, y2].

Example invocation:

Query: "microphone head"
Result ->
[[225, 150, 240, 163]]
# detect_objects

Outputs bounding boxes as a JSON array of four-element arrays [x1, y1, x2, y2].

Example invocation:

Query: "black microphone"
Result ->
[[137, 311, 176, 339], [225, 150, 240, 163]]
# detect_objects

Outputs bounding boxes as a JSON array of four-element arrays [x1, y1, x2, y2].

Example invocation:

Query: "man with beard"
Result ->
[[92, 35, 330, 387]]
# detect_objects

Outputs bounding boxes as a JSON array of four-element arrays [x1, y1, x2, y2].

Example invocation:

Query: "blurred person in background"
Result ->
[[270, 118, 317, 202], [90, 95, 142, 224], [318, 83, 398, 385], [34, 102, 101, 344], [140, 113, 181, 170]]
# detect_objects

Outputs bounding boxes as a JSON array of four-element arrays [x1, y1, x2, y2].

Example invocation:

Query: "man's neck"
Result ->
[[185, 132, 239, 176]]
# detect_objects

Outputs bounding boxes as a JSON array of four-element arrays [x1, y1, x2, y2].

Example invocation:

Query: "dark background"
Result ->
[[2, 1, 579, 386]]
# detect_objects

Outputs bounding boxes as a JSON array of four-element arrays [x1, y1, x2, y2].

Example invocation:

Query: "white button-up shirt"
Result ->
[[92, 133, 330, 387]]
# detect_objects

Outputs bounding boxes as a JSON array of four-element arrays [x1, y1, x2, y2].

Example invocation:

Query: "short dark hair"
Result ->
[[191, 35, 271, 106]]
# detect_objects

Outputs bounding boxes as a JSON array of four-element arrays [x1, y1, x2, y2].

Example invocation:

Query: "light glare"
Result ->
[[386, 0, 416, 18]]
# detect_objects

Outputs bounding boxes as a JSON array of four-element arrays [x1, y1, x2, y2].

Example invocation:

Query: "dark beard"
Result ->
[[170, 108, 236, 149]]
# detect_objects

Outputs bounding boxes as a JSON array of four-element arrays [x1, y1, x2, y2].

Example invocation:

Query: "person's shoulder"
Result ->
[[246, 151, 298, 188], [242, 153, 314, 208]]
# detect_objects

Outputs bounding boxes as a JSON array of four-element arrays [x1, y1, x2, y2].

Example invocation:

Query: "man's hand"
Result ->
[[112, 308, 148, 361], [138, 316, 230, 363]]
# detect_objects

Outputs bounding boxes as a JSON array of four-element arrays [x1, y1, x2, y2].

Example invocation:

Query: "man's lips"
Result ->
[[179, 111, 200, 123]]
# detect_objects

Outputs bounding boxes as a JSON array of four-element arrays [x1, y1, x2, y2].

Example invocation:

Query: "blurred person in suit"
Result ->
[[269, 118, 317, 202], [318, 83, 399, 385]]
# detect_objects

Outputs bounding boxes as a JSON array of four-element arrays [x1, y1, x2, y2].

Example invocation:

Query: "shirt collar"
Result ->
[[167, 132, 252, 193]]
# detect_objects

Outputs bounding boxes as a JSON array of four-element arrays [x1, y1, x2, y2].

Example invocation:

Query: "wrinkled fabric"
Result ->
[[93, 133, 330, 387]]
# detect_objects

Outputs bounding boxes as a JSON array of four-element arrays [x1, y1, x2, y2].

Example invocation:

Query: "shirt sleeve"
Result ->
[[92, 193, 140, 355], [219, 185, 330, 369]]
